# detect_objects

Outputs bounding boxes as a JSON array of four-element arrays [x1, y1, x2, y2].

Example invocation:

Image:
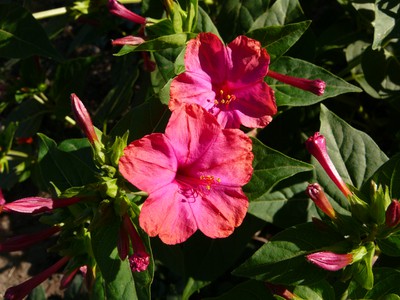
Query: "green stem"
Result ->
[[32, 7, 68, 20], [7, 150, 29, 158], [33, 94, 46, 105], [65, 116, 76, 126]]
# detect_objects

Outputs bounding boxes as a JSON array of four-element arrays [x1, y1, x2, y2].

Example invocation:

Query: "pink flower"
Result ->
[[267, 70, 326, 96], [169, 32, 277, 129], [119, 104, 253, 244], [265, 283, 298, 300], [0, 196, 81, 214], [108, 0, 146, 25], [386, 199, 400, 228], [0, 226, 61, 252], [4, 256, 69, 300], [118, 214, 150, 272], [305, 132, 352, 197], [306, 183, 336, 219], [306, 251, 352, 271], [71, 93, 99, 145]]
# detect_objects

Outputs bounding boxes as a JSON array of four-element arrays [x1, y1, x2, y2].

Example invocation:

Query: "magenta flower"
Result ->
[[112, 36, 145, 46], [108, 0, 146, 25], [306, 251, 352, 271], [306, 183, 336, 219], [0, 195, 80, 214], [267, 70, 326, 96], [71, 93, 98, 145], [119, 103, 253, 244], [305, 132, 352, 197], [4, 256, 69, 300], [118, 214, 150, 272], [386, 199, 400, 228], [169, 32, 277, 129], [0, 226, 61, 252]]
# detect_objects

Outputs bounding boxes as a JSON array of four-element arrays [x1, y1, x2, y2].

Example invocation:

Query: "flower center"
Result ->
[[199, 175, 221, 191], [214, 89, 236, 107], [176, 173, 221, 202]]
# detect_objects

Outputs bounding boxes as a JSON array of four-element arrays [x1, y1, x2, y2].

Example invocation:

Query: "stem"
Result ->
[[7, 150, 29, 158], [32, 7, 68, 20], [65, 116, 76, 126], [119, 0, 142, 3], [33, 94, 46, 105]]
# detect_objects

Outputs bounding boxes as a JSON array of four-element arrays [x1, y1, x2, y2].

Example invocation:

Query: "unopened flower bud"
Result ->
[[306, 183, 336, 219], [385, 199, 400, 228], [305, 132, 352, 197], [70, 93, 98, 145], [267, 70, 326, 96], [111, 36, 145, 46], [265, 283, 302, 300], [306, 251, 353, 271], [108, 0, 146, 25]]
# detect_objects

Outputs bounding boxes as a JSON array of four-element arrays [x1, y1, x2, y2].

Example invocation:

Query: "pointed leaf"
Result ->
[[204, 280, 274, 300], [233, 222, 344, 285], [244, 138, 313, 200], [316, 105, 388, 205], [250, 0, 304, 29], [247, 21, 311, 61], [268, 57, 361, 107], [373, 0, 400, 50], [0, 3, 62, 59], [364, 268, 400, 298]]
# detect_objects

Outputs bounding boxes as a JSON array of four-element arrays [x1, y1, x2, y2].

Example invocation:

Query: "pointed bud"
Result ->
[[385, 199, 400, 228], [122, 214, 150, 272], [1, 196, 81, 214], [60, 265, 87, 289], [267, 70, 326, 96], [306, 251, 353, 271], [4, 256, 69, 300], [111, 36, 145, 46], [306, 183, 336, 219], [305, 132, 352, 197], [70, 93, 98, 145], [0, 226, 61, 252], [265, 283, 302, 300], [108, 0, 146, 25], [118, 223, 130, 261]]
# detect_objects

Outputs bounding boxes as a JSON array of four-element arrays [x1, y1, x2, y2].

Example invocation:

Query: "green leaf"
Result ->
[[182, 277, 211, 300], [233, 223, 344, 285], [373, 0, 400, 50], [250, 0, 304, 29], [367, 153, 400, 199], [352, 242, 374, 290], [195, 6, 220, 38], [110, 96, 169, 143], [377, 232, 400, 257], [244, 138, 313, 200], [316, 105, 388, 206], [91, 214, 137, 300], [33, 135, 97, 191], [268, 56, 361, 107], [294, 280, 335, 300], [204, 280, 275, 300], [114, 33, 196, 56], [364, 268, 400, 298], [216, 0, 270, 42], [247, 21, 311, 61], [0, 3, 62, 59]]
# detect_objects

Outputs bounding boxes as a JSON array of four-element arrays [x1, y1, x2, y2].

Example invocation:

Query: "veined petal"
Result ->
[[139, 182, 197, 245], [169, 72, 215, 111], [189, 128, 253, 186], [165, 104, 220, 167], [194, 188, 248, 238], [184, 32, 228, 85], [227, 35, 270, 85], [119, 133, 178, 193]]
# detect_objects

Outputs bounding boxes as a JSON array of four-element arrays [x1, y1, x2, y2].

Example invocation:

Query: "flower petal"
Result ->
[[187, 128, 254, 187], [165, 104, 220, 167], [227, 35, 270, 85], [194, 188, 249, 238], [169, 72, 215, 111], [184, 32, 229, 85], [119, 133, 177, 193], [139, 182, 198, 244]]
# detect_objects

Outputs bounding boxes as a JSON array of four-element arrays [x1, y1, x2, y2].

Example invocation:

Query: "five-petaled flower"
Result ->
[[169, 32, 277, 129], [119, 103, 254, 244]]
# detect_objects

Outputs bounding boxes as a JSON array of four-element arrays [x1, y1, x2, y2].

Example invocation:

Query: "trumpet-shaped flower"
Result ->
[[169, 32, 277, 129], [306, 183, 336, 219], [119, 104, 253, 244], [71, 93, 99, 145], [108, 0, 146, 25], [306, 251, 353, 271]]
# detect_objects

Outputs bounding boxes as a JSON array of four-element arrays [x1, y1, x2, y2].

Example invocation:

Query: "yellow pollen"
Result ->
[[214, 89, 236, 106], [199, 175, 221, 191]]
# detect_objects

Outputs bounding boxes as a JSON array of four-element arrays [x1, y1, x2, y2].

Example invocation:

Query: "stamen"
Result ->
[[200, 175, 221, 191], [214, 89, 236, 107]]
